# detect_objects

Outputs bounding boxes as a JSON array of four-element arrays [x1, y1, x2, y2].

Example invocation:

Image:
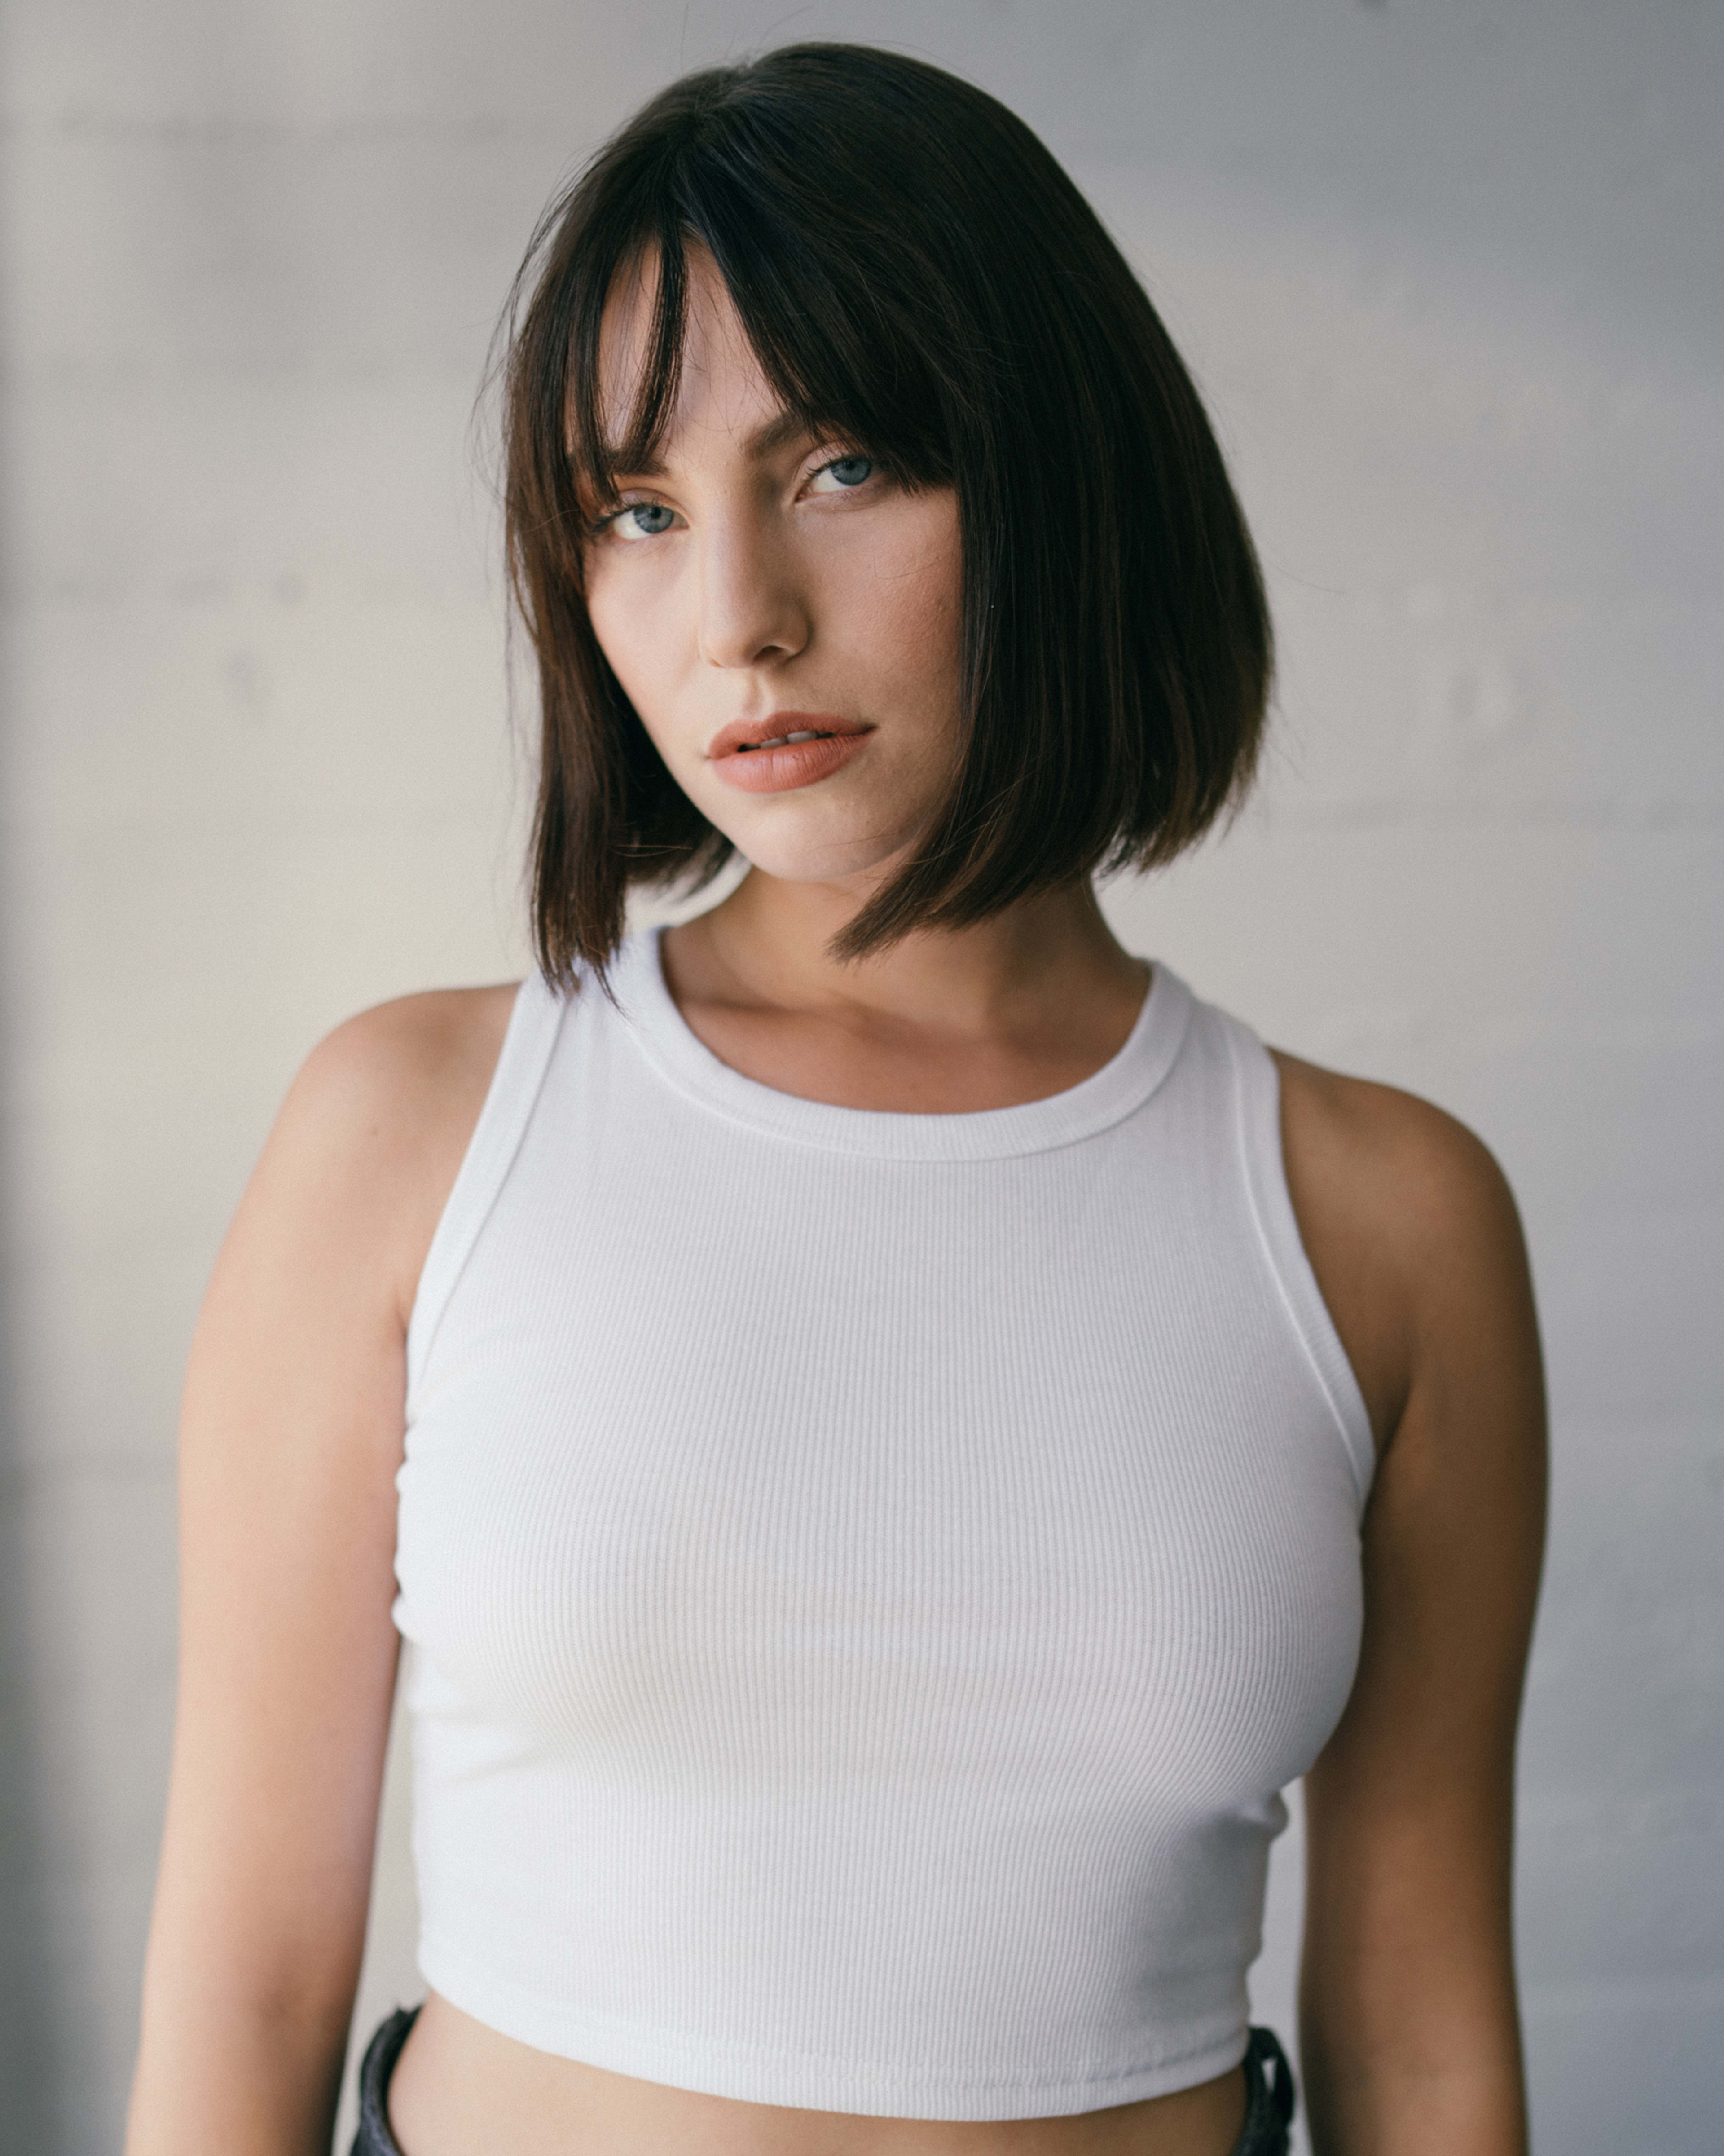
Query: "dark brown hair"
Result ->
[[498, 41, 1271, 985]]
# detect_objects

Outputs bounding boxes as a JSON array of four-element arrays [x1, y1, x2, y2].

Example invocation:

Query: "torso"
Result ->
[[390, 1990, 1247, 2156], [378, 932, 1409, 2156]]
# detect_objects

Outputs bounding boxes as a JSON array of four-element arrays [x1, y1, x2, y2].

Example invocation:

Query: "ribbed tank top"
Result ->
[[393, 927, 1374, 2121]]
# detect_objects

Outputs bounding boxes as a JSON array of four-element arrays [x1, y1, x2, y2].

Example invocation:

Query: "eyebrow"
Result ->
[[603, 408, 818, 481]]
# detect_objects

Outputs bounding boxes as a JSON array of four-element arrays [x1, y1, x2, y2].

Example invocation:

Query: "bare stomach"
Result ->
[[386, 1992, 1248, 2156]]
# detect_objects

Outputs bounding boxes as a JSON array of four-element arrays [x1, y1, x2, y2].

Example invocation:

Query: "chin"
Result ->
[[707, 800, 924, 891]]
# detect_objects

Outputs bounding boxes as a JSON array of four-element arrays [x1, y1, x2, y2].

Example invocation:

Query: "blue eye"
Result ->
[[808, 454, 876, 496], [616, 501, 675, 538]]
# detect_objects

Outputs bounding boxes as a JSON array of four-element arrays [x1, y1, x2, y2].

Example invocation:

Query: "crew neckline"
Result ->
[[607, 925, 1193, 1161]]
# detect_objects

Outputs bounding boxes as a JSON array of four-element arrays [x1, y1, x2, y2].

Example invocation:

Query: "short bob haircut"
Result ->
[[499, 41, 1271, 986]]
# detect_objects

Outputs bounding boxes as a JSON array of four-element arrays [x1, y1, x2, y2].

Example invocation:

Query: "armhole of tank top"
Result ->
[[404, 973, 566, 1415], [1223, 1014, 1377, 1512]]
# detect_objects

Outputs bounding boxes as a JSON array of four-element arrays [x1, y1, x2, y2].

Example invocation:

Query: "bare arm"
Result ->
[[1276, 1055, 1547, 2156], [125, 986, 514, 2156]]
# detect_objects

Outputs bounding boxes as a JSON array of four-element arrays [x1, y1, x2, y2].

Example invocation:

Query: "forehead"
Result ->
[[593, 243, 787, 462]]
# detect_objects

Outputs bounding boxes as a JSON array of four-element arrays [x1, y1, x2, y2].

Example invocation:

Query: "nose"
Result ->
[[696, 514, 810, 671]]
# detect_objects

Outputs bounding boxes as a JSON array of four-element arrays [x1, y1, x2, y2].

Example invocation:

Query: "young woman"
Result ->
[[125, 44, 1546, 2156]]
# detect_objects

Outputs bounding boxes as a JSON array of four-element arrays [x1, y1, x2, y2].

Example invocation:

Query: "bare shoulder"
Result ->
[[245, 981, 522, 1328], [1271, 1050, 1524, 1260], [1269, 1050, 1537, 1454], [287, 981, 520, 1140]]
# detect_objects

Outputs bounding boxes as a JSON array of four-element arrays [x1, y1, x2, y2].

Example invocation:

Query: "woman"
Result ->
[[126, 43, 1546, 2156]]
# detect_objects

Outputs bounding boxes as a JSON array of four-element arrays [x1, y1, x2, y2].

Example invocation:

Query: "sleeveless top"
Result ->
[[392, 927, 1374, 2121]]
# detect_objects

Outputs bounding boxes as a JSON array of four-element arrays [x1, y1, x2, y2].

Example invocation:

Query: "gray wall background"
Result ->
[[1, 2, 1719, 2149]]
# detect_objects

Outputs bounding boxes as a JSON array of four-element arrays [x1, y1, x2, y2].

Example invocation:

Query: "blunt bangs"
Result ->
[[500, 42, 1272, 986]]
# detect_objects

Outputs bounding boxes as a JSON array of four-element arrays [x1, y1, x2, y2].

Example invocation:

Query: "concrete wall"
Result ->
[[1, 3, 1717, 2149]]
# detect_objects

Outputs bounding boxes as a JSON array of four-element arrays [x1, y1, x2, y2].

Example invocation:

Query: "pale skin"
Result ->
[[126, 248, 1546, 2156]]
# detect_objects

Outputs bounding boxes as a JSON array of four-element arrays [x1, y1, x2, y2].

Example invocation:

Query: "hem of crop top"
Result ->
[[415, 1936, 1253, 2122]]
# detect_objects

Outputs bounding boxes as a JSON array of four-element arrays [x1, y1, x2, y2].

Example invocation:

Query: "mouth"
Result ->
[[706, 712, 870, 760], [706, 712, 874, 796], [742, 728, 833, 751]]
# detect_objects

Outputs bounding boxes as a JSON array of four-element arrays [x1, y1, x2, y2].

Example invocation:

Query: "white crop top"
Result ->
[[393, 928, 1374, 2120]]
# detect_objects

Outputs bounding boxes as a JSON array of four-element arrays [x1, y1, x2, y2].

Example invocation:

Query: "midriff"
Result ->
[[385, 1992, 1248, 2156]]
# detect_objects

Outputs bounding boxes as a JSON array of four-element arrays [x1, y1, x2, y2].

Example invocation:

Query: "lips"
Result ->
[[707, 712, 869, 759], [706, 713, 873, 796]]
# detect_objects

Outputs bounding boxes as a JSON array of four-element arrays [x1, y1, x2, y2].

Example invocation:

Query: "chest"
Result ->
[[397, 1122, 1363, 1802]]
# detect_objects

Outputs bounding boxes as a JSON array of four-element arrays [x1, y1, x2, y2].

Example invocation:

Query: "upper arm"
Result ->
[[1273, 1054, 1547, 2150], [167, 1008, 429, 1983], [129, 986, 513, 2149]]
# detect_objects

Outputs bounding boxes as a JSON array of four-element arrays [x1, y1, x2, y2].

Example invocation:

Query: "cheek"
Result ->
[[585, 570, 674, 726], [852, 502, 964, 696]]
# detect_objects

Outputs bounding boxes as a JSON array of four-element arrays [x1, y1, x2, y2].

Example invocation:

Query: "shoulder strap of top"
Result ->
[[1220, 1012, 1377, 1509], [405, 972, 567, 1413]]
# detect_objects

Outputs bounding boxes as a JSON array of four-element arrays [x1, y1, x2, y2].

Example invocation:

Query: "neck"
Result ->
[[664, 866, 1145, 1038]]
